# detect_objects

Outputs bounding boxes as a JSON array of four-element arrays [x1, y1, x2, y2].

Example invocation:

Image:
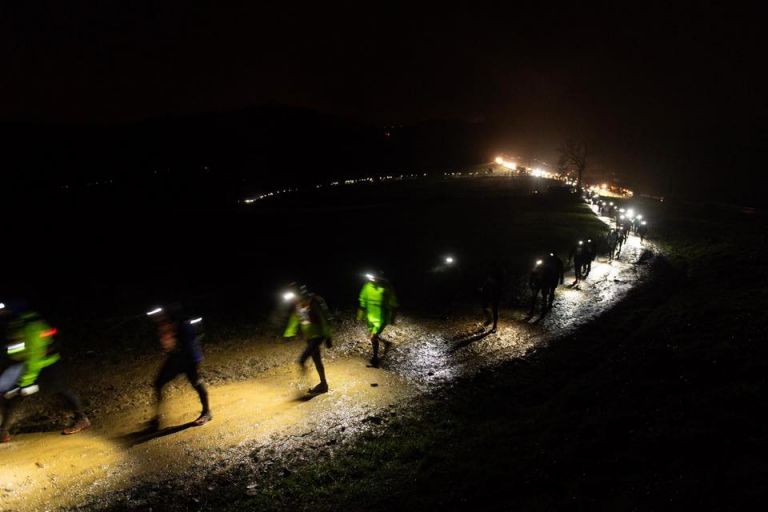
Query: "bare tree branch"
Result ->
[[558, 139, 588, 188]]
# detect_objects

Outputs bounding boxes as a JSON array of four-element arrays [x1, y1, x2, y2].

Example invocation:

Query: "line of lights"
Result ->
[[588, 193, 649, 231], [243, 155, 593, 206], [242, 173, 429, 204]]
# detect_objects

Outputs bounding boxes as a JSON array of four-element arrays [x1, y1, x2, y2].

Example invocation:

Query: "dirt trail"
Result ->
[[0, 208, 652, 511]]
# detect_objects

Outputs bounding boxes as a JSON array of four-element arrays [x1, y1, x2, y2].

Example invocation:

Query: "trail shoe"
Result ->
[[369, 357, 380, 368], [62, 416, 91, 435], [0, 430, 11, 443], [309, 382, 329, 394], [193, 411, 213, 426]]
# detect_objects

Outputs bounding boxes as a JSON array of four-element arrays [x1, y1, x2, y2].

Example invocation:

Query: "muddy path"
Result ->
[[0, 208, 654, 511]]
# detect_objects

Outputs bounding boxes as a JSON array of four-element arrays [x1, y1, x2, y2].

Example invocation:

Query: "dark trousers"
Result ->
[[482, 295, 500, 329], [154, 354, 209, 415], [1, 361, 84, 433], [299, 337, 327, 384]]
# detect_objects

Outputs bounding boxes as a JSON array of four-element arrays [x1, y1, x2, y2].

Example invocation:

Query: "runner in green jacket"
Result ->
[[357, 272, 398, 367], [1, 305, 90, 443], [283, 284, 332, 394]]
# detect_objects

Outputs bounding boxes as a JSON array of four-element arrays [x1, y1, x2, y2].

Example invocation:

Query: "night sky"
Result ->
[[2, 2, 766, 203]]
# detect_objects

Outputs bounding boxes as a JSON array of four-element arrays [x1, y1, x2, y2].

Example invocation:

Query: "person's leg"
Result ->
[[529, 287, 539, 315], [152, 356, 180, 424], [185, 363, 211, 425], [370, 332, 380, 366], [298, 340, 314, 367], [57, 387, 85, 419], [59, 387, 91, 435], [34, 362, 90, 435], [0, 396, 21, 441], [491, 298, 499, 330], [0, 364, 22, 439], [0, 364, 23, 395], [309, 340, 328, 392], [482, 296, 492, 326]]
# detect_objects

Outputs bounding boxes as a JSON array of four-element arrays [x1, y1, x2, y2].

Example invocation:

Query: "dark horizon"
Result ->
[[2, 2, 767, 206]]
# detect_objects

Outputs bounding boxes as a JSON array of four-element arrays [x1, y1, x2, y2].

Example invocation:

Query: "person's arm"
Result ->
[[388, 287, 399, 324], [313, 299, 333, 340], [389, 287, 399, 311], [283, 312, 299, 338], [357, 285, 367, 320]]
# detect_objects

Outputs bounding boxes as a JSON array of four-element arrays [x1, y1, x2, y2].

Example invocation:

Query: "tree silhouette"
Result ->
[[558, 139, 588, 189]]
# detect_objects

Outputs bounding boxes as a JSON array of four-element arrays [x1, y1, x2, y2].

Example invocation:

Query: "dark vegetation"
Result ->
[[98, 196, 768, 510]]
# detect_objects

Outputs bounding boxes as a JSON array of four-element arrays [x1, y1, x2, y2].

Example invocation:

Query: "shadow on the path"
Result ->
[[117, 422, 197, 448], [450, 328, 495, 353]]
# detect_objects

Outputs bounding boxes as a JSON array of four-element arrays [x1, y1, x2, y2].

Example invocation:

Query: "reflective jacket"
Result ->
[[284, 295, 332, 340], [357, 281, 398, 334], [6, 312, 60, 387]]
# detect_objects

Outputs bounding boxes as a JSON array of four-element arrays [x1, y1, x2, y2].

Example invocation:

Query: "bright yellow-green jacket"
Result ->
[[357, 281, 398, 335], [7, 313, 60, 387], [283, 295, 332, 340]]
